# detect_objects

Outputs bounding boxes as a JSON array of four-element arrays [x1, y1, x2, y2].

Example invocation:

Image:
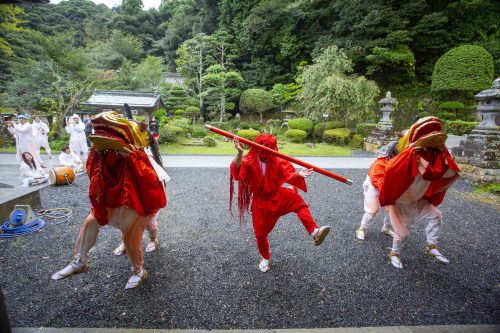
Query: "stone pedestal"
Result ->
[[364, 91, 398, 153], [452, 78, 500, 183]]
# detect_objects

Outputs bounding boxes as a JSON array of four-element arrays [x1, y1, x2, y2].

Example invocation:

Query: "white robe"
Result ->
[[65, 122, 88, 159], [58, 151, 83, 172], [8, 123, 42, 164], [19, 162, 48, 187], [32, 121, 51, 155]]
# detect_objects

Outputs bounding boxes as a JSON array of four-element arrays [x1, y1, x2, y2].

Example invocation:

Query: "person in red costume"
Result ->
[[379, 117, 460, 269], [230, 134, 330, 272], [51, 144, 166, 288]]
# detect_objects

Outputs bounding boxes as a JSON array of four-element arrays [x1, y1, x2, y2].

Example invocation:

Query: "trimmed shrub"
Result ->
[[437, 111, 457, 121], [174, 109, 184, 116], [170, 117, 191, 131], [313, 121, 347, 138], [203, 136, 217, 147], [443, 120, 479, 135], [237, 129, 260, 141], [431, 45, 494, 98], [285, 129, 307, 143], [239, 88, 275, 122], [348, 134, 364, 148], [158, 125, 184, 144], [288, 118, 314, 132], [438, 101, 465, 110], [356, 123, 377, 137], [240, 122, 261, 131], [323, 128, 351, 145]]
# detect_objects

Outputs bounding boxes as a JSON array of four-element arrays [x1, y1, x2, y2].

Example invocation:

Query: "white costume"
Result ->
[[58, 150, 84, 172], [65, 115, 88, 159], [19, 161, 49, 187], [8, 121, 43, 164], [33, 119, 52, 157]]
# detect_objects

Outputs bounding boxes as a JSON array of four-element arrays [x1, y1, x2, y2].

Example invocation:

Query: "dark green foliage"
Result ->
[[437, 112, 457, 121], [203, 136, 217, 147], [239, 89, 274, 122], [287, 118, 313, 132], [443, 120, 479, 136], [356, 123, 378, 137], [158, 124, 184, 144], [323, 128, 351, 145], [431, 45, 494, 98], [191, 125, 207, 138], [284, 129, 307, 143], [240, 122, 261, 131]]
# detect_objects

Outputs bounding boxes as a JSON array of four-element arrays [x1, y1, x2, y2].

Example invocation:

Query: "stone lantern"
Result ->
[[364, 91, 398, 152], [452, 78, 500, 183]]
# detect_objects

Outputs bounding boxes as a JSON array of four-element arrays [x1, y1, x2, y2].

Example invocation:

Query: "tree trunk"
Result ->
[[219, 93, 226, 122]]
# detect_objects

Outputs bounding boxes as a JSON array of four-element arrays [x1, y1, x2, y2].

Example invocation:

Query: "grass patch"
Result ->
[[474, 183, 500, 195], [160, 140, 353, 156]]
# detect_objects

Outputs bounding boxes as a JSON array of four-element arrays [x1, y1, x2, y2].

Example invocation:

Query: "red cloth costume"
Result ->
[[86, 147, 167, 226], [379, 147, 460, 207], [368, 157, 387, 190], [230, 134, 318, 260]]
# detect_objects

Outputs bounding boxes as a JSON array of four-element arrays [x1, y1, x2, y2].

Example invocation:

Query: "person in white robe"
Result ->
[[7, 115, 43, 165], [65, 114, 88, 160], [32, 116, 53, 159]]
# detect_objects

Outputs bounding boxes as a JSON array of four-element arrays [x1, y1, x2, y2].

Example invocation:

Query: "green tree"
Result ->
[[184, 106, 200, 125], [201, 64, 244, 122], [301, 45, 379, 124], [0, 4, 24, 56], [134, 55, 166, 91], [239, 88, 274, 123], [431, 45, 494, 99], [175, 33, 211, 117]]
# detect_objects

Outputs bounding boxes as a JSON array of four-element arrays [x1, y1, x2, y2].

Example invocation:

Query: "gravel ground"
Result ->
[[0, 168, 498, 329]]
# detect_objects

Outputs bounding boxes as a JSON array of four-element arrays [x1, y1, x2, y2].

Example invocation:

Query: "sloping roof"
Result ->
[[165, 72, 185, 85], [82, 90, 164, 110]]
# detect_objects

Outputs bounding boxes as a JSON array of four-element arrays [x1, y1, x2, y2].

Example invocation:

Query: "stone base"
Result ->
[[452, 130, 499, 169], [0, 187, 42, 222], [456, 163, 500, 184], [364, 141, 381, 153]]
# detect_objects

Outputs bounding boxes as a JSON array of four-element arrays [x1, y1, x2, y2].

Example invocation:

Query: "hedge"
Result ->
[[158, 125, 184, 144], [323, 128, 351, 145], [284, 129, 307, 143], [348, 134, 364, 148], [438, 101, 465, 110], [288, 118, 314, 132], [437, 111, 457, 121], [356, 123, 377, 137], [237, 129, 260, 141], [443, 120, 479, 136], [313, 120, 346, 138], [431, 45, 494, 96]]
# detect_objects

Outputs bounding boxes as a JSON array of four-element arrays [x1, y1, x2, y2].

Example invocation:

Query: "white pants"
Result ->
[[70, 138, 88, 160], [388, 199, 442, 253], [360, 176, 390, 228], [35, 135, 51, 155]]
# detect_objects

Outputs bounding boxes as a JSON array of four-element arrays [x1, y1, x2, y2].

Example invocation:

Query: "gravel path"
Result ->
[[0, 168, 498, 329]]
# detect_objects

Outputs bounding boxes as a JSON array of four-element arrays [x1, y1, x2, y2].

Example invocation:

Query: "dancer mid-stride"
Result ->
[[51, 111, 166, 289], [230, 134, 330, 272]]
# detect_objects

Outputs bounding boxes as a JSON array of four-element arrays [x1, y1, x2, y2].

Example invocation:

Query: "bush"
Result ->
[[323, 128, 351, 145], [239, 88, 275, 122], [169, 117, 191, 131], [437, 111, 457, 121], [438, 101, 465, 110], [237, 129, 260, 141], [285, 129, 307, 143], [190, 125, 207, 138], [240, 122, 261, 131], [356, 123, 377, 137], [203, 136, 217, 147], [443, 120, 478, 135], [348, 134, 364, 148], [313, 121, 347, 138], [431, 45, 494, 98], [158, 125, 184, 144], [266, 119, 283, 134], [174, 109, 184, 116], [49, 132, 70, 151], [288, 118, 314, 132]]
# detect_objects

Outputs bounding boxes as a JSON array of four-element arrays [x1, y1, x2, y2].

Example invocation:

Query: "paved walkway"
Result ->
[[11, 324, 500, 333]]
